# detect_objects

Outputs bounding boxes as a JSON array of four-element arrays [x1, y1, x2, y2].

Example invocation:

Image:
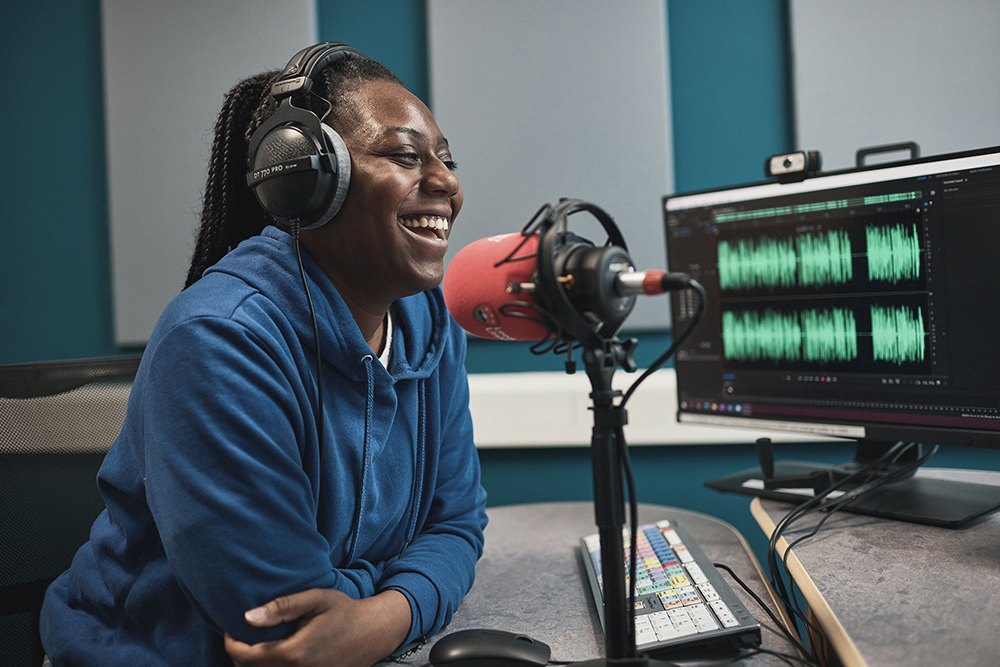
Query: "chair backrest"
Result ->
[[0, 354, 141, 667]]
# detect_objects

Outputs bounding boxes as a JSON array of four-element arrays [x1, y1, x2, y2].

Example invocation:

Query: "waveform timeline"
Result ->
[[716, 209, 932, 374]]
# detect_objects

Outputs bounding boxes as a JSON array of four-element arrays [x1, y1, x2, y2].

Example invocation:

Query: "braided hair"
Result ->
[[185, 58, 405, 289]]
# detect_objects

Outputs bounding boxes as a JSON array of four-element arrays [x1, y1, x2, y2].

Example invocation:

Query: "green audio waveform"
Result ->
[[862, 191, 922, 206], [718, 229, 853, 291], [714, 191, 921, 224], [723, 310, 801, 362], [870, 304, 926, 364], [722, 307, 858, 364], [714, 199, 849, 223], [801, 308, 859, 364], [798, 230, 854, 287], [866, 223, 922, 283], [718, 237, 797, 291]]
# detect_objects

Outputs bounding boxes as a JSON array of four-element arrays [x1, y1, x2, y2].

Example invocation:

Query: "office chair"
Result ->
[[0, 354, 142, 667]]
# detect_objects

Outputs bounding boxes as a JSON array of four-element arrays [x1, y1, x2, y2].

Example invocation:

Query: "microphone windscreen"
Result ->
[[443, 232, 551, 341]]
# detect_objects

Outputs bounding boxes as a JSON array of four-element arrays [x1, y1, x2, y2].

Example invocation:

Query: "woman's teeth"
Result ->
[[400, 215, 449, 232]]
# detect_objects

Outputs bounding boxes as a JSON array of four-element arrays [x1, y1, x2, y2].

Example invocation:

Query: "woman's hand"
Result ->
[[225, 588, 411, 667]]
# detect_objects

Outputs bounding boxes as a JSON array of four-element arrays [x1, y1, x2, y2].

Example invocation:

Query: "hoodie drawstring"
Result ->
[[346, 354, 376, 564], [400, 380, 426, 557], [347, 357, 427, 562]]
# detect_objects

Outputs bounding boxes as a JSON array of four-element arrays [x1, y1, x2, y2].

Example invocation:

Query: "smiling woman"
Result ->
[[39, 43, 487, 667]]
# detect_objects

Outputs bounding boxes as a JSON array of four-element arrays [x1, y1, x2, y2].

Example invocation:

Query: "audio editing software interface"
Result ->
[[664, 151, 1000, 439]]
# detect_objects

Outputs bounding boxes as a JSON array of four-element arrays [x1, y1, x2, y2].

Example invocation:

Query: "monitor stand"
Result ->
[[705, 439, 1000, 528]]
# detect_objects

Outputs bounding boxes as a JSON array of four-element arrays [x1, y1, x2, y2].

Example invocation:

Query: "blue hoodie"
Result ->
[[40, 226, 488, 666]]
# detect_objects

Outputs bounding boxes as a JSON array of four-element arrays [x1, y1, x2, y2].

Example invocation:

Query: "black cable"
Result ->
[[771, 440, 928, 592], [765, 442, 939, 662], [764, 446, 902, 658], [726, 648, 813, 667], [765, 454, 886, 660], [767, 443, 913, 590], [292, 222, 325, 478], [712, 563, 819, 667], [618, 423, 640, 655], [621, 278, 706, 409], [776, 443, 938, 626]]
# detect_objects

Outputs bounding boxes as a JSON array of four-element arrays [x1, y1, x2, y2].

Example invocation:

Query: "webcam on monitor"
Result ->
[[764, 150, 821, 182]]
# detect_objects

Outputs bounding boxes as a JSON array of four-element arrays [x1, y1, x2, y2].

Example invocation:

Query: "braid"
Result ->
[[185, 71, 278, 288], [185, 55, 406, 289]]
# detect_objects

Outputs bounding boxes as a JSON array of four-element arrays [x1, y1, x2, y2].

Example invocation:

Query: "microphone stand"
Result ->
[[524, 198, 687, 666], [573, 338, 674, 667]]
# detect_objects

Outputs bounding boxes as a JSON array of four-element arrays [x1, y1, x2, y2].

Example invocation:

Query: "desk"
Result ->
[[407, 502, 800, 666], [751, 469, 1000, 667]]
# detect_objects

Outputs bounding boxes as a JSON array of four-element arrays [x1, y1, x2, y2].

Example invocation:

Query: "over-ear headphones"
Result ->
[[247, 42, 370, 229]]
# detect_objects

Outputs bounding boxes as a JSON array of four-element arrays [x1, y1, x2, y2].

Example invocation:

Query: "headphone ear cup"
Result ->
[[247, 43, 368, 229], [314, 123, 352, 228], [248, 119, 351, 229]]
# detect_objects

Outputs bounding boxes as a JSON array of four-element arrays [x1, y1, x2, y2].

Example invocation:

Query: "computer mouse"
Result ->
[[429, 628, 551, 667]]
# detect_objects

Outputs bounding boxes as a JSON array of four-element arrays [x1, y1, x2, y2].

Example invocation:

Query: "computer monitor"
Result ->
[[663, 145, 1000, 527]]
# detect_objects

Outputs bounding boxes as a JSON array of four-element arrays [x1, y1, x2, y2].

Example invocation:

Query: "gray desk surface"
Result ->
[[407, 501, 801, 666], [752, 469, 1000, 667]]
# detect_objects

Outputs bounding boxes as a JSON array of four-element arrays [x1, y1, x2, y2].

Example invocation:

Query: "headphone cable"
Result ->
[[292, 221, 325, 481]]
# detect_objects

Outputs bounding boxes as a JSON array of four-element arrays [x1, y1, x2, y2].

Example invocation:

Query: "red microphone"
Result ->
[[442, 232, 550, 341], [444, 232, 694, 342]]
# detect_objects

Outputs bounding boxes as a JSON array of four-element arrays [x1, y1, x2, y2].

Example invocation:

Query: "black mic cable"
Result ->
[[620, 276, 706, 409]]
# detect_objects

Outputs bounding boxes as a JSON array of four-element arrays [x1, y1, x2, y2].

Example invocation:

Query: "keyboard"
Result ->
[[579, 518, 761, 655]]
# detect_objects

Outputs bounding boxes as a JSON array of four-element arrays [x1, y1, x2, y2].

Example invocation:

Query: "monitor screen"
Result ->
[[663, 146, 1000, 525]]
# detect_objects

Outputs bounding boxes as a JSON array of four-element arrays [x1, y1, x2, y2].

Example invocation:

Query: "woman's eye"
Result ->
[[393, 152, 420, 165], [388, 151, 457, 172]]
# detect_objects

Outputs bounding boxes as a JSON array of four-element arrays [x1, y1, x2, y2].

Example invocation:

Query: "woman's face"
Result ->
[[305, 79, 463, 309]]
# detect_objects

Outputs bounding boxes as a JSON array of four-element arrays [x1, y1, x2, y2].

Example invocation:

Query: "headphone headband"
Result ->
[[270, 42, 370, 100]]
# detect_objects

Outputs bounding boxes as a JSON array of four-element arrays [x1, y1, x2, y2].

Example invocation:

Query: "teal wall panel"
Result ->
[[667, 0, 794, 193], [0, 0, 118, 364], [317, 0, 429, 104]]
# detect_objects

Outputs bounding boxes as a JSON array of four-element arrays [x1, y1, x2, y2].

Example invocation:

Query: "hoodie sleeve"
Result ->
[[378, 317, 489, 646], [141, 314, 364, 644]]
